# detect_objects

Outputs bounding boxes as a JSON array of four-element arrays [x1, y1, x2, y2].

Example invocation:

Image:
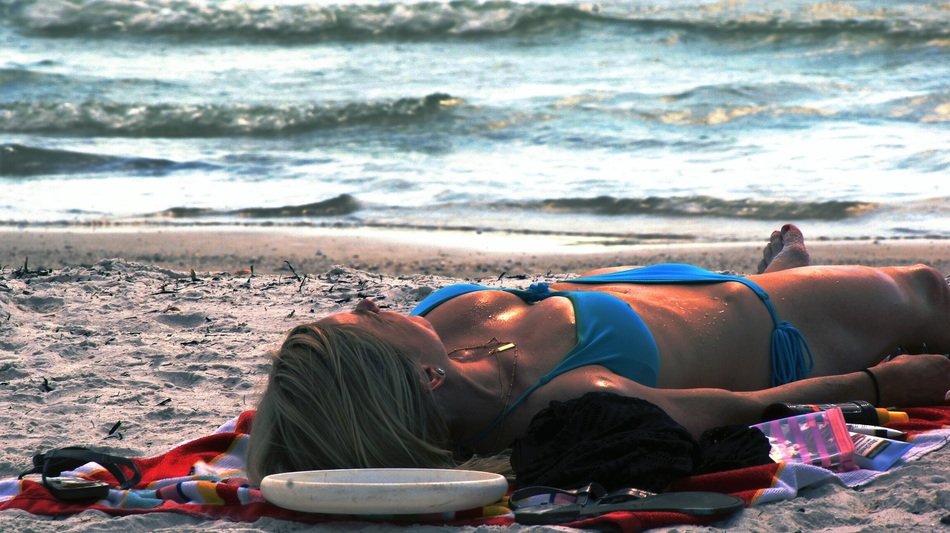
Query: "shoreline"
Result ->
[[3, 226, 949, 278]]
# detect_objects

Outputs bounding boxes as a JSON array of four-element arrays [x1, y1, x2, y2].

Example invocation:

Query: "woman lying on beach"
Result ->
[[247, 224, 950, 482]]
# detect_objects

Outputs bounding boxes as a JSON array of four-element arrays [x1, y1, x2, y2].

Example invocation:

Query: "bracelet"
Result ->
[[862, 368, 881, 407]]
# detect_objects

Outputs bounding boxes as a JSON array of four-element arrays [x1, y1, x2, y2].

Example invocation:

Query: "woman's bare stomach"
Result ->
[[555, 280, 777, 389]]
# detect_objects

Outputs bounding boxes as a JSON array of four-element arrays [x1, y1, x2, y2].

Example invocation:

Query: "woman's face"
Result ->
[[317, 299, 446, 365]]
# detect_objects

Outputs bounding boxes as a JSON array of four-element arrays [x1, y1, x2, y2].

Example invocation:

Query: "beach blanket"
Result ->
[[1, 407, 947, 532]]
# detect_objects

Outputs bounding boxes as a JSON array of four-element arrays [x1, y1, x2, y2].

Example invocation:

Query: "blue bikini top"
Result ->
[[410, 264, 814, 442], [412, 280, 661, 390]]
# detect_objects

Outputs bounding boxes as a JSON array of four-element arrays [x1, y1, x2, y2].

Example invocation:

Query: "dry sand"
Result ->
[[0, 226, 948, 532]]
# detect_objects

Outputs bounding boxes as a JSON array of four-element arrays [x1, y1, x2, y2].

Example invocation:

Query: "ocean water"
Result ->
[[1, 0, 948, 244]]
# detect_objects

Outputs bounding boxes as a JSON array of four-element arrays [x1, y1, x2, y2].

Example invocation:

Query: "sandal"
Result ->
[[511, 482, 744, 525], [17, 446, 141, 501]]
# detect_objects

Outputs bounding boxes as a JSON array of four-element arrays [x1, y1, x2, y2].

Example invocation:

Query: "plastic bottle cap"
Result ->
[[875, 408, 909, 424], [887, 411, 909, 424]]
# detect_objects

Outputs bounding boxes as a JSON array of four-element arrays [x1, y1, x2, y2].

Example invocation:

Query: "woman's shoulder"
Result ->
[[411, 283, 497, 316]]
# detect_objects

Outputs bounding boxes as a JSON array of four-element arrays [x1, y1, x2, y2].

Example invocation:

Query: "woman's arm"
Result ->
[[602, 354, 950, 438]]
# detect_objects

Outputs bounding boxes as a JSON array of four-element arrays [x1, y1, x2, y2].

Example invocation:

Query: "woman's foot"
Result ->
[[757, 224, 811, 273]]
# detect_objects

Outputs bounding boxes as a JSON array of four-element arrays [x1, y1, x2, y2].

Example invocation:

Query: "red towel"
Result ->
[[2, 406, 947, 532]]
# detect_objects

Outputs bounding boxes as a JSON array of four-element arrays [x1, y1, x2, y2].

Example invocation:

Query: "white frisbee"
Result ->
[[260, 468, 509, 515]]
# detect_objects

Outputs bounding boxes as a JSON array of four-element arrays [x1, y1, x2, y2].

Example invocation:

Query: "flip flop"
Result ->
[[512, 484, 745, 525], [18, 446, 141, 501]]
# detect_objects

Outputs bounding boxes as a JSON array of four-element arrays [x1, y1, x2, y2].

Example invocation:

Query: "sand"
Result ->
[[4, 226, 950, 277], [0, 226, 948, 532]]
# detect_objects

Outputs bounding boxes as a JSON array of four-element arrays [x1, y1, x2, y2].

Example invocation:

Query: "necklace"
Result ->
[[448, 338, 519, 415]]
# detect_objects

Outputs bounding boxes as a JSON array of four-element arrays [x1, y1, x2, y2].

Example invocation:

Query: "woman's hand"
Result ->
[[871, 354, 950, 407]]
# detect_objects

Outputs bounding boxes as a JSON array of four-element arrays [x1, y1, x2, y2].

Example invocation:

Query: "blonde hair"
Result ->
[[247, 323, 456, 484]]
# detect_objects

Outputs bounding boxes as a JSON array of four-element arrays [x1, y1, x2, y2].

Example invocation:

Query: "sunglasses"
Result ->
[[18, 446, 142, 501]]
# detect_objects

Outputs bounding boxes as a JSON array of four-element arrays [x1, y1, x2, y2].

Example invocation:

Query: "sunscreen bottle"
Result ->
[[762, 401, 908, 426]]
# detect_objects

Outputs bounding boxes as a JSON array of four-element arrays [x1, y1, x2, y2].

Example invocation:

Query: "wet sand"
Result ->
[[3, 226, 949, 277]]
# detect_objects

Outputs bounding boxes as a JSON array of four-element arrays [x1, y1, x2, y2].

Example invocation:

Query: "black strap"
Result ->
[[18, 446, 141, 490], [862, 368, 881, 407]]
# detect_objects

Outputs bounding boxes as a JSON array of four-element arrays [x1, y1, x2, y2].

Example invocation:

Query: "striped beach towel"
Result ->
[[1, 406, 947, 531]]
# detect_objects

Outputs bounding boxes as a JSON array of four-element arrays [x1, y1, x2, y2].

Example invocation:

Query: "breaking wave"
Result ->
[[0, 94, 460, 137], [0, 143, 200, 176], [1, 0, 946, 43], [149, 194, 876, 222]]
